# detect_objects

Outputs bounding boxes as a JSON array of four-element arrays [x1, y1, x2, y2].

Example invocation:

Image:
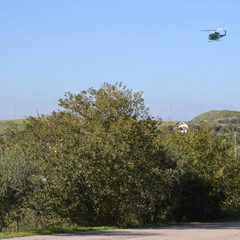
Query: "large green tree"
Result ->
[[13, 82, 177, 226]]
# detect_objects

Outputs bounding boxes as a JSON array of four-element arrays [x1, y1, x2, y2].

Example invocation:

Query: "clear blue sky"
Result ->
[[1, 0, 240, 121]]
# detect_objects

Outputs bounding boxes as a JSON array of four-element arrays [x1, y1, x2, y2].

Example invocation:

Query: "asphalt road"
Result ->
[[3, 221, 240, 240]]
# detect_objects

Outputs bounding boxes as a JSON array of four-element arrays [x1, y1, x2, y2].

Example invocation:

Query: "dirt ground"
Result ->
[[3, 221, 240, 240]]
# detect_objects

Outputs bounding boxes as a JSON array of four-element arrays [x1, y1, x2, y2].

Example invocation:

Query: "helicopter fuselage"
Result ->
[[208, 30, 226, 41]]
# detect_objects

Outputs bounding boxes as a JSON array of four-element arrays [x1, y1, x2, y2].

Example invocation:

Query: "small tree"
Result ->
[[0, 148, 32, 230], [165, 125, 234, 221]]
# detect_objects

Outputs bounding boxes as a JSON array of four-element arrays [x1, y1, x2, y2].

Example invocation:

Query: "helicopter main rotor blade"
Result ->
[[201, 29, 215, 32], [201, 27, 228, 32]]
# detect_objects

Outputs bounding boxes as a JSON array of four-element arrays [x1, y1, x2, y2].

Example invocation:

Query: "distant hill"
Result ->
[[0, 119, 25, 134], [191, 110, 240, 134], [191, 110, 240, 124], [158, 110, 240, 134]]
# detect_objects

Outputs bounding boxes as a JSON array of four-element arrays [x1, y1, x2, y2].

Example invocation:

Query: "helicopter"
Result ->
[[201, 27, 227, 42]]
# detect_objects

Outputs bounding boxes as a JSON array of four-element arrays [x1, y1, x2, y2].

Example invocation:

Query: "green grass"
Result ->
[[0, 222, 220, 239], [0, 226, 118, 239]]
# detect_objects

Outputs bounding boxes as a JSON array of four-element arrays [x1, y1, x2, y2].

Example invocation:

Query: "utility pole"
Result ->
[[14, 105, 16, 119], [167, 106, 173, 121]]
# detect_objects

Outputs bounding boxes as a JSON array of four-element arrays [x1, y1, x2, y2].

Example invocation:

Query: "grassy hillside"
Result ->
[[0, 119, 26, 134], [191, 110, 240, 136], [191, 110, 240, 123]]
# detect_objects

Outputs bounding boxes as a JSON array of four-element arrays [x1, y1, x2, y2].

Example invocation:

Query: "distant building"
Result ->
[[176, 122, 188, 133]]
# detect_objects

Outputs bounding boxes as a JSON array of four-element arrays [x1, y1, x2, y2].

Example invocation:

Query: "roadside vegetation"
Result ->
[[1, 82, 240, 234]]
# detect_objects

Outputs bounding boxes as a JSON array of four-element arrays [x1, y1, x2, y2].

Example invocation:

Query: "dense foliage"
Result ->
[[1, 83, 240, 231]]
